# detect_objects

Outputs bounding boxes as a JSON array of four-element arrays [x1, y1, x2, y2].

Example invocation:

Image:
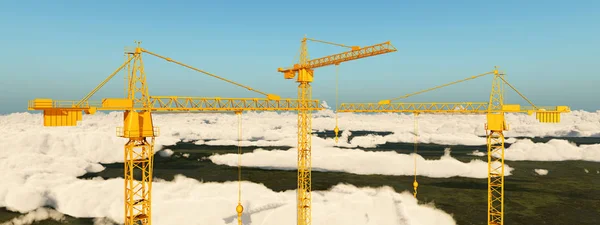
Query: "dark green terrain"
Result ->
[[2, 132, 599, 224]]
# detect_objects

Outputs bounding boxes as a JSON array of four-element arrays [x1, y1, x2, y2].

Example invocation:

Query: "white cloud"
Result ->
[[2, 109, 599, 159], [1, 173, 457, 225], [210, 147, 513, 179], [467, 139, 600, 162], [93, 218, 117, 225], [158, 149, 174, 157], [534, 169, 548, 176], [0, 110, 596, 194], [0, 111, 460, 224], [1, 109, 598, 223], [0, 208, 65, 225], [503, 139, 600, 162], [469, 150, 486, 157]]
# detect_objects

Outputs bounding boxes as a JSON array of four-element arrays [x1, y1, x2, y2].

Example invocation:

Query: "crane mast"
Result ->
[[122, 43, 155, 224], [337, 67, 570, 225], [278, 36, 396, 225], [296, 38, 313, 225], [486, 70, 505, 225]]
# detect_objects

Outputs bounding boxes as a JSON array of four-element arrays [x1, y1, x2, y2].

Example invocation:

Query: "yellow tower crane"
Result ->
[[27, 41, 324, 225], [277, 36, 397, 225], [336, 67, 570, 225]]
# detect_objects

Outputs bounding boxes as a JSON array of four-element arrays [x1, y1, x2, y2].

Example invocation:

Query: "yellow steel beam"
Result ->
[[28, 97, 324, 113], [338, 102, 569, 115], [278, 41, 397, 74], [148, 96, 323, 112], [297, 81, 312, 225], [339, 102, 490, 113]]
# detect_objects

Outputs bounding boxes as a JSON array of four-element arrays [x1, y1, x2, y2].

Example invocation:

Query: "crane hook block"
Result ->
[[266, 94, 281, 101], [236, 204, 244, 213], [334, 126, 340, 141], [378, 99, 391, 105]]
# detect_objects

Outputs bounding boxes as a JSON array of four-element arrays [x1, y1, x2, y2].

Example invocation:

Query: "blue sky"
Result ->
[[0, 0, 598, 114]]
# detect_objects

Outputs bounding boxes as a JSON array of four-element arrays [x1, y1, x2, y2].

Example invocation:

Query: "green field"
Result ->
[[2, 134, 599, 224]]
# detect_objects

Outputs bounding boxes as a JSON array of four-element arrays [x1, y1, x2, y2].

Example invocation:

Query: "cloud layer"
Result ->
[[1, 109, 599, 223], [2, 108, 600, 155], [0, 171, 457, 225], [0, 208, 65, 225], [1, 110, 465, 224], [502, 139, 600, 162], [210, 147, 513, 179]]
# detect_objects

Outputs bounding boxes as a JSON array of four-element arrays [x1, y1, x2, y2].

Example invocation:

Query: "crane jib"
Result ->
[[278, 41, 397, 72]]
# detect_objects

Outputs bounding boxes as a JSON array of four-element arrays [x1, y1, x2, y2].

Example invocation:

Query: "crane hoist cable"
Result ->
[[413, 113, 419, 198], [305, 38, 360, 50], [235, 111, 244, 225], [378, 71, 495, 105], [496, 74, 538, 109], [141, 49, 281, 101], [75, 56, 134, 107], [76, 48, 282, 108], [334, 64, 340, 143], [378, 69, 538, 109]]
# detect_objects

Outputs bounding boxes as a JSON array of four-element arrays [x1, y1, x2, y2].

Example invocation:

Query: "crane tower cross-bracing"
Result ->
[[337, 67, 570, 225], [28, 41, 324, 225], [278, 36, 397, 225]]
